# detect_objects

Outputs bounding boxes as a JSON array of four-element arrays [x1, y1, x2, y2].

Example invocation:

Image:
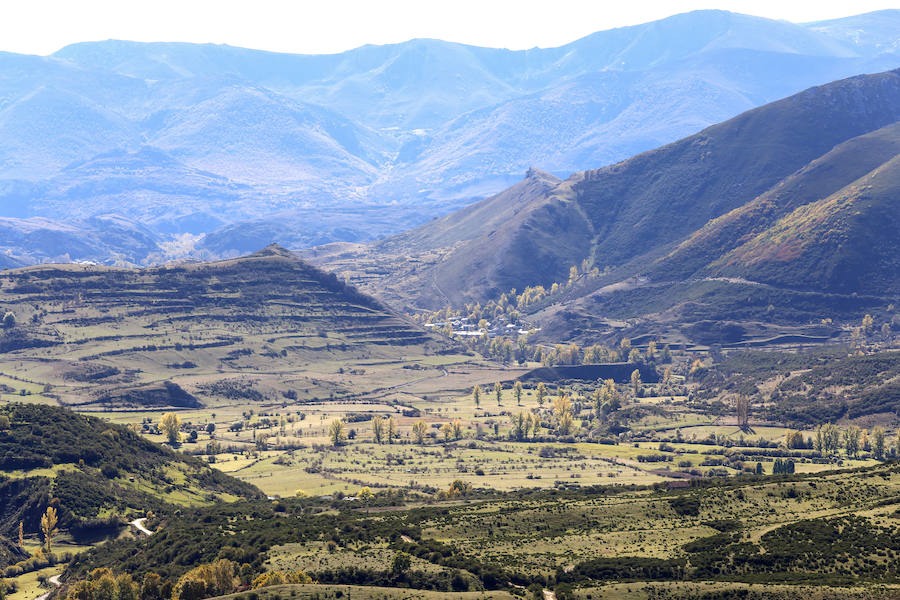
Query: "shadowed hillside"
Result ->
[[310, 68, 900, 342]]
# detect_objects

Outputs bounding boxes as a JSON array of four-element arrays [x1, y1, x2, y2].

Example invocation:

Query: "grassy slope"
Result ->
[[0, 403, 262, 547], [655, 120, 900, 281], [711, 154, 900, 295], [65, 462, 900, 593], [0, 244, 450, 409]]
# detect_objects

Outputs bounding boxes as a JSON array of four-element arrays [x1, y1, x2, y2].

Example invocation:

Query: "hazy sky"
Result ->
[[3, 0, 897, 56]]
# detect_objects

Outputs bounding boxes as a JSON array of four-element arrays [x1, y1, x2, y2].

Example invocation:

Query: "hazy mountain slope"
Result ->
[[0, 86, 133, 180], [301, 168, 565, 309], [148, 85, 388, 185], [1, 9, 898, 262], [388, 49, 897, 200], [0, 215, 162, 265], [20, 147, 248, 233], [806, 9, 900, 55]]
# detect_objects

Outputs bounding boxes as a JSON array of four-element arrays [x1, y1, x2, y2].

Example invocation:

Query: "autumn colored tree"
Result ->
[[412, 420, 427, 444], [160, 412, 181, 445], [372, 416, 385, 444], [630, 369, 642, 397], [41, 506, 58, 553], [872, 427, 886, 460], [328, 419, 346, 447]]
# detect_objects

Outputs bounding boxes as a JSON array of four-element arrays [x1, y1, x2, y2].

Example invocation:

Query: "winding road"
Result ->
[[32, 519, 154, 600], [129, 518, 153, 536], [34, 574, 61, 600]]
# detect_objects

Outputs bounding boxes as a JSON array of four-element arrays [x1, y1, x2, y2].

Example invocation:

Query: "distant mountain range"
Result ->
[[307, 68, 900, 341], [1, 9, 899, 263]]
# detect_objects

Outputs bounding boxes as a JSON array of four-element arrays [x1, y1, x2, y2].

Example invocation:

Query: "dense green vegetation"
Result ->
[[56, 462, 900, 600], [0, 403, 261, 555]]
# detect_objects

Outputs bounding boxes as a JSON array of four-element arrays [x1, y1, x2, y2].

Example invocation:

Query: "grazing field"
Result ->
[[2, 250, 900, 600]]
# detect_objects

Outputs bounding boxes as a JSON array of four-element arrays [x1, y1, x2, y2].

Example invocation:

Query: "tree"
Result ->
[[160, 412, 181, 445], [514, 381, 523, 405], [872, 427, 886, 460], [412, 420, 427, 444], [820, 423, 841, 455], [553, 394, 572, 418], [372, 416, 385, 444], [116, 574, 139, 600], [447, 479, 471, 497], [662, 367, 672, 387], [440, 422, 453, 442], [140, 572, 163, 600], [689, 359, 704, 378], [452, 420, 463, 439], [553, 394, 574, 436], [387, 417, 396, 444], [494, 382, 503, 406], [536, 382, 546, 407], [630, 369, 642, 397], [18, 521, 23, 549], [862, 313, 875, 334], [2, 312, 14, 329], [843, 425, 861, 458], [41, 506, 58, 554], [472, 385, 481, 408], [391, 551, 411, 575], [511, 412, 527, 441], [328, 419, 346, 447], [785, 430, 805, 449], [358, 486, 374, 505], [735, 395, 750, 431], [558, 411, 574, 436]]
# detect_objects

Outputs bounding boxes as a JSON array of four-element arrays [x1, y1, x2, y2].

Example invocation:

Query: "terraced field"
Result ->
[[0, 245, 455, 410]]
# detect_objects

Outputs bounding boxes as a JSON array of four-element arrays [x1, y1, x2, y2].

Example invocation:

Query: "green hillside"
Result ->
[[0, 403, 261, 548], [62, 462, 900, 598]]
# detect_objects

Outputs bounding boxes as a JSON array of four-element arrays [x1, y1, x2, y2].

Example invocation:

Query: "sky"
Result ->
[[1, 0, 897, 56]]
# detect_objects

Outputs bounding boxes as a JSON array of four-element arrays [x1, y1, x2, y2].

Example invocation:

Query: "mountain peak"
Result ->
[[252, 243, 294, 258], [525, 167, 562, 185]]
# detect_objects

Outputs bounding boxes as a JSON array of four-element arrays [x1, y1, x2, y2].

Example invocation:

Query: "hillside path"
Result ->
[[130, 518, 154, 536], [34, 574, 61, 600]]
